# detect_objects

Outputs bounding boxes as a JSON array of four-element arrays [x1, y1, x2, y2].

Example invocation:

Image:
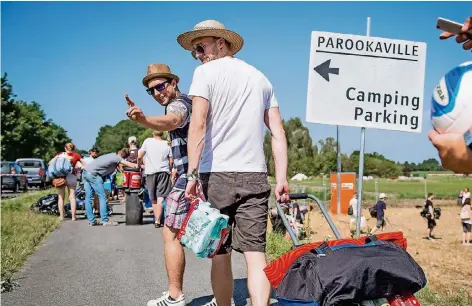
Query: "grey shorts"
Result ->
[[200, 172, 271, 255], [376, 219, 385, 228], [146, 172, 171, 201]]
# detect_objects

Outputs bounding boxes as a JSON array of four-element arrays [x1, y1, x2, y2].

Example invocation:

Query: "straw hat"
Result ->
[[177, 20, 244, 56], [142, 64, 179, 87]]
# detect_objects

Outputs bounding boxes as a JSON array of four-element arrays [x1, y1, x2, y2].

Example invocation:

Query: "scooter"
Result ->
[[121, 167, 165, 225]]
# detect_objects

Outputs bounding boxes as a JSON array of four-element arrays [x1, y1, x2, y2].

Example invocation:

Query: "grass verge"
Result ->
[[1, 189, 59, 292], [265, 232, 471, 306]]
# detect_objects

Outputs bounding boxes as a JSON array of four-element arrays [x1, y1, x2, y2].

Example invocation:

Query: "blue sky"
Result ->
[[2, 1, 471, 163]]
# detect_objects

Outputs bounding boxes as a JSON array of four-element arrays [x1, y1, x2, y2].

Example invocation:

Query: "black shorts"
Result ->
[[462, 222, 472, 233], [200, 172, 271, 255], [427, 218, 436, 229], [146, 172, 171, 201]]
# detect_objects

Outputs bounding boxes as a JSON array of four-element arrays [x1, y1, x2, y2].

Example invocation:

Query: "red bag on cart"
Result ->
[[264, 231, 407, 289]]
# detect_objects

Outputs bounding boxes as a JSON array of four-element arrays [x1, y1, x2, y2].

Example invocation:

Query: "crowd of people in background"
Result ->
[[50, 133, 176, 228]]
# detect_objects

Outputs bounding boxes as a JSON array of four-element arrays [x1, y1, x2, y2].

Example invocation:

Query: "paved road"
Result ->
[[2, 202, 275, 306]]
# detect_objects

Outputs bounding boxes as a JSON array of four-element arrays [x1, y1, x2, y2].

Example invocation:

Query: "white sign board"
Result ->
[[306, 31, 427, 133]]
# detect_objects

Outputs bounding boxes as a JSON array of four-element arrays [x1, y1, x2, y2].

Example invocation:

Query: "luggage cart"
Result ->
[[271, 193, 422, 306], [275, 193, 342, 246]]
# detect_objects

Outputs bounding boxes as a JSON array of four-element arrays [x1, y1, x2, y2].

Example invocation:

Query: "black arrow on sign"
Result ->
[[314, 59, 339, 82]]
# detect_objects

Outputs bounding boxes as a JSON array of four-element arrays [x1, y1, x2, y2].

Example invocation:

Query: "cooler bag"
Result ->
[[177, 198, 229, 259]]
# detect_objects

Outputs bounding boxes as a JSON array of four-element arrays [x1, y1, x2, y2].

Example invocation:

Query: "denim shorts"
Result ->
[[199, 172, 271, 254]]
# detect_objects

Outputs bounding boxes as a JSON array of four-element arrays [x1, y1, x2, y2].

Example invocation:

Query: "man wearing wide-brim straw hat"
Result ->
[[177, 19, 244, 63], [179, 20, 290, 306], [125, 64, 195, 306]]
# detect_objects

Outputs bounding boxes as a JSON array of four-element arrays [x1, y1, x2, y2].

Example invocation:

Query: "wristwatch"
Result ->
[[465, 130, 472, 151]]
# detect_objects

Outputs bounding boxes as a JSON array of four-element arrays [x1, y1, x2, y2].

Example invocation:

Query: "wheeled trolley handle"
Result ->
[[275, 193, 342, 247]]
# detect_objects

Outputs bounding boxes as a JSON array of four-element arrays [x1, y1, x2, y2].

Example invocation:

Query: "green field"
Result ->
[[271, 174, 471, 200]]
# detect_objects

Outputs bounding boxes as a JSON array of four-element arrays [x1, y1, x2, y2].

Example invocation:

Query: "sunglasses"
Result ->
[[146, 81, 170, 95], [191, 38, 221, 59]]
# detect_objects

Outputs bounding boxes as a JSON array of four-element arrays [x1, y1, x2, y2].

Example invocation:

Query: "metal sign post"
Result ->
[[424, 176, 427, 199], [375, 180, 379, 201], [323, 182, 327, 202], [356, 17, 371, 238], [336, 126, 342, 214]]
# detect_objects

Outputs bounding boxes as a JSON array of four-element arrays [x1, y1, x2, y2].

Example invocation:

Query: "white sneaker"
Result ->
[[147, 291, 186, 306], [202, 297, 235, 306]]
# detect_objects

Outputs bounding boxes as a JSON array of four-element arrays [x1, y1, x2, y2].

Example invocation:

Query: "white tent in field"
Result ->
[[291, 173, 308, 181]]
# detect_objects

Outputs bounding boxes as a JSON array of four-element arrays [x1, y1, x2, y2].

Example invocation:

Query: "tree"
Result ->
[[402, 162, 413, 177], [93, 120, 147, 153], [138, 129, 169, 145], [264, 117, 315, 177], [1, 73, 71, 162], [416, 158, 442, 171]]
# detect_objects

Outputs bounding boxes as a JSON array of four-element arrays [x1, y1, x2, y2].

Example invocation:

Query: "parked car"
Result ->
[[15, 158, 50, 188], [1, 161, 28, 192]]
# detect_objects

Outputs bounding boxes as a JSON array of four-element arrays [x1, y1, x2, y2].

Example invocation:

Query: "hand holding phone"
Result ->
[[437, 17, 472, 50]]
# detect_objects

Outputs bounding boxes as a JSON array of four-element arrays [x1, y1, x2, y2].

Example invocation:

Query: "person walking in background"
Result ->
[[458, 190, 464, 206], [349, 192, 358, 219], [180, 19, 289, 306], [127, 136, 140, 164], [83, 148, 138, 226], [138, 130, 173, 228], [370, 193, 387, 234], [424, 193, 437, 240], [289, 200, 304, 225], [53, 142, 88, 221], [460, 198, 472, 246], [120, 136, 140, 204], [462, 187, 470, 204], [79, 148, 101, 212]]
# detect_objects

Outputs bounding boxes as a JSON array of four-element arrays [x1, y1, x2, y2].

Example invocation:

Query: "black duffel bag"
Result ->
[[276, 239, 427, 306], [30, 194, 61, 215]]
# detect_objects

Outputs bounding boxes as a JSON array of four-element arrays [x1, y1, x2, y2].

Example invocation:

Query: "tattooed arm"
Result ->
[[133, 100, 188, 132]]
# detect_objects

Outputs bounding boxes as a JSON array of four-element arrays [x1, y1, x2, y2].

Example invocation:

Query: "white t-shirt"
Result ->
[[139, 138, 173, 175], [188, 57, 279, 173]]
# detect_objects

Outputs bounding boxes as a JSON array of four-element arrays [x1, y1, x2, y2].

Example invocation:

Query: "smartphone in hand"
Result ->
[[437, 17, 472, 38]]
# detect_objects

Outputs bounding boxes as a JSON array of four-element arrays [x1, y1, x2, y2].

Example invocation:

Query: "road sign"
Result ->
[[306, 31, 427, 133]]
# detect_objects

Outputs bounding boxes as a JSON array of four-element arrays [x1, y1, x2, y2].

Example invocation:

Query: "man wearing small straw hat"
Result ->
[[125, 64, 196, 306], [177, 20, 290, 306]]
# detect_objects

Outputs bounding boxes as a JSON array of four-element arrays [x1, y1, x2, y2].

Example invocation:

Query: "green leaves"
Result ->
[[93, 120, 148, 154], [263, 117, 439, 179], [1, 74, 71, 162]]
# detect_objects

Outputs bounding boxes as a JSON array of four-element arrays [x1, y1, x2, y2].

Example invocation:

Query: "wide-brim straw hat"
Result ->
[[142, 64, 179, 87], [177, 20, 244, 56]]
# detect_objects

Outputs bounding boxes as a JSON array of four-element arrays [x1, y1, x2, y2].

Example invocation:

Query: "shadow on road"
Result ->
[[188, 278, 250, 306]]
